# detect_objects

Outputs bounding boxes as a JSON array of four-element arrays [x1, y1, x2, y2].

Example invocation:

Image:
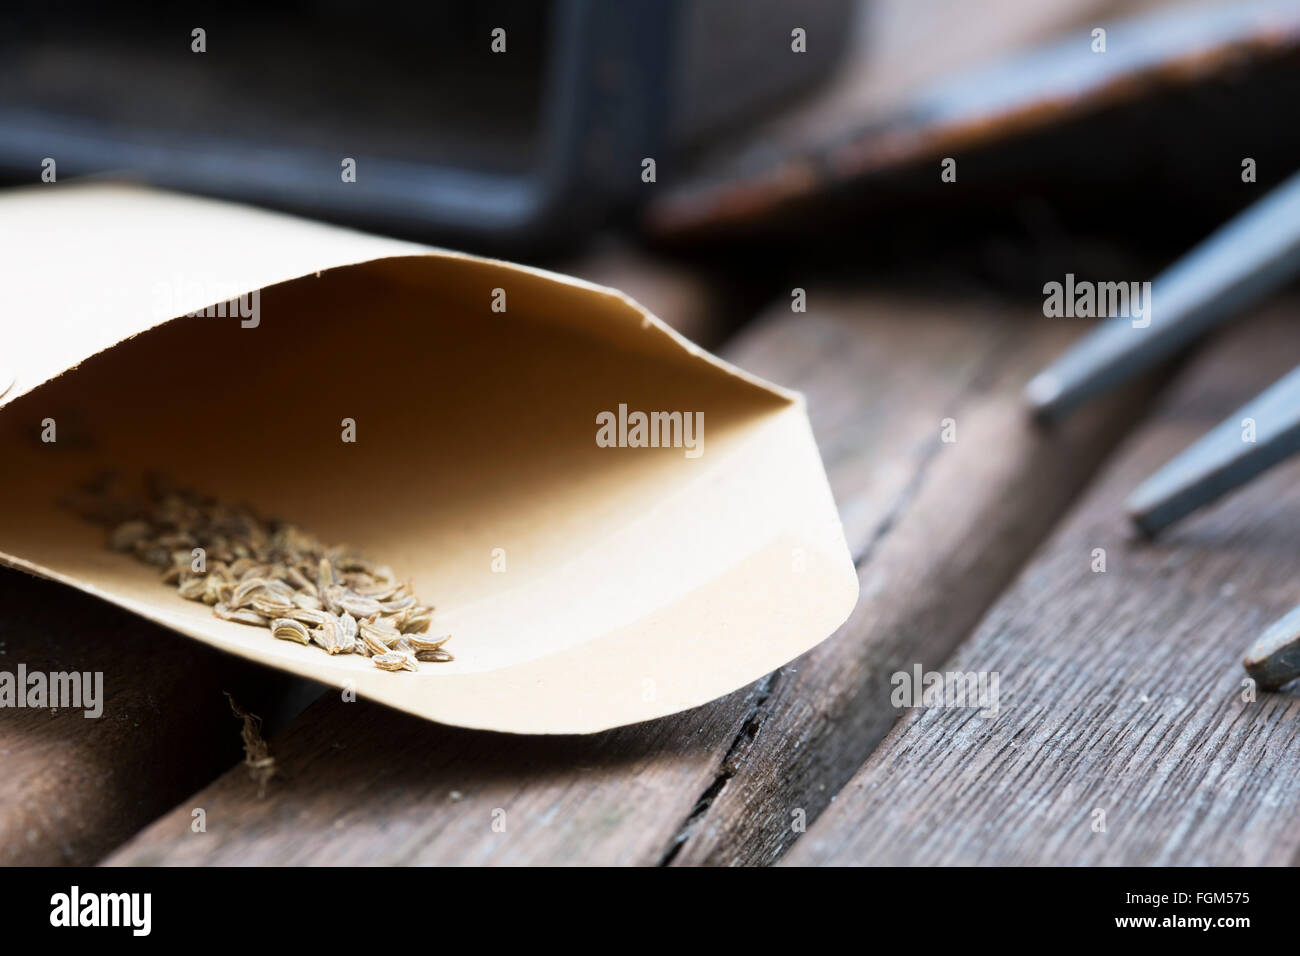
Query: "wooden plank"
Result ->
[[104, 294, 1152, 866], [0, 569, 310, 865], [666, 316, 1161, 866], [784, 304, 1300, 866]]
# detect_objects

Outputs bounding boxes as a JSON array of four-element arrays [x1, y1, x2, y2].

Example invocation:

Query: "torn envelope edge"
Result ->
[[0, 182, 793, 413]]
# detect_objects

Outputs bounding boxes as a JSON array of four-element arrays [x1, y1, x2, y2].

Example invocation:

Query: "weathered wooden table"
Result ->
[[6, 0, 1300, 867], [4, 231, 1296, 865]]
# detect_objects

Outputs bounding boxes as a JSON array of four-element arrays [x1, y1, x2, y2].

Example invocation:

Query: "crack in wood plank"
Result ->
[[657, 672, 779, 865], [656, 322, 1027, 864], [665, 315, 1165, 866]]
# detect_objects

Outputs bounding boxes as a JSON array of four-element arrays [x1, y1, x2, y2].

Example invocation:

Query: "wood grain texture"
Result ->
[[104, 295, 1147, 866], [667, 313, 1161, 866], [0, 570, 307, 865], [785, 304, 1300, 866]]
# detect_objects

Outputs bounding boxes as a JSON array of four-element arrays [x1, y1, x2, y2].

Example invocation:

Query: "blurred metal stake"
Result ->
[[1126, 365, 1300, 535], [1244, 603, 1300, 690], [1026, 169, 1300, 422]]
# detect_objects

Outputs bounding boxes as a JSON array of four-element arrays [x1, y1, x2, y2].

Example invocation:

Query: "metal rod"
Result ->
[[1244, 602, 1300, 691], [1026, 169, 1300, 421], [1125, 364, 1300, 536]]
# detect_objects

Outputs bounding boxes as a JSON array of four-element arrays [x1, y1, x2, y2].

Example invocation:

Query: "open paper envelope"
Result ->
[[0, 184, 857, 734]]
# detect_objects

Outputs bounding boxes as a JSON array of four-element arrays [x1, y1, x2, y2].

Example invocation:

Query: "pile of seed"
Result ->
[[74, 477, 450, 673]]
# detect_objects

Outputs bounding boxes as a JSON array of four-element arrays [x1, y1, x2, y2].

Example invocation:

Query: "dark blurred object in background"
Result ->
[[643, 0, 1300, 298], [6, 0, 1300, 285], [649, 1, 1300, 252], [0, 0, 854, 253]]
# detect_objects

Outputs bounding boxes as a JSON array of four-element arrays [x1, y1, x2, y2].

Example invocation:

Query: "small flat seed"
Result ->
[[272, 618, 312, 645], [320, 584, 346, 615], [292, 590, 322, 613], [310, 619, 339, 652], [338, 593, 382, 618], [336, 555, 372, 574], [288, 606, 334, 627], [215, 603, 269, 627], [352, 582, 398, 599], [109, 520, 152, 551], [287, 566, 316, 594], [251, 595, 296, 617], [371, 652, 405, 672], [401, 617, 432, 635], [202, 577, 227, 605], [372, 651, 417, 673], [361, 629, 391, 656], [359, 618, 401, 647], [406, 632, 451, 651], [177, 578, 208, 600], [264, 580, 296, 601], [231, 578, 271, 607], [239, 565, 272, 584], [317, 557, 335, 591], [229, 558, 258, 578], [380, 594, 416, 612]]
